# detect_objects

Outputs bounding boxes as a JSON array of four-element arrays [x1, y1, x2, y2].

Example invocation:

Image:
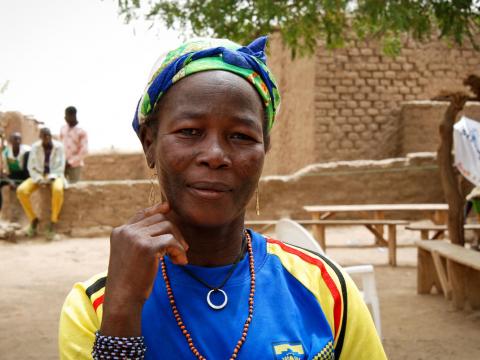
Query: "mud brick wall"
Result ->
[[265, 35, 480, 175]]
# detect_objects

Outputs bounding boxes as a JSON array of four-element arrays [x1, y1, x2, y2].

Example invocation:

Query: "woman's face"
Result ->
[[143, 70, 266, 227]]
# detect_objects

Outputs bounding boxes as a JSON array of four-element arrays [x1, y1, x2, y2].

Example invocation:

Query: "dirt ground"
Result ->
[[1, 226, 480, 360]]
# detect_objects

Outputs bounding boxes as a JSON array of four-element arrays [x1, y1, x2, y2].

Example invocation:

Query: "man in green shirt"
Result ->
[[0, 132, 30, 210]]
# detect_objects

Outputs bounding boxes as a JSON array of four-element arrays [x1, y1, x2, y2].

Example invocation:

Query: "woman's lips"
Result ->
[[187, 182, 232, 200]]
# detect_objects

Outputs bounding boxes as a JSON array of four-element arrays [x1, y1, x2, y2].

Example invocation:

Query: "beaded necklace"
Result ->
[[160, 230, 255, 360]]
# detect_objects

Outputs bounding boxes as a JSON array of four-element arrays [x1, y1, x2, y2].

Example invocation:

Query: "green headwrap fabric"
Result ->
[[132, 36, 281, 135]]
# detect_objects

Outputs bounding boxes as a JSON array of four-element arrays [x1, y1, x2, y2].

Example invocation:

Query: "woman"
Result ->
[[59, 36, 386, 359]]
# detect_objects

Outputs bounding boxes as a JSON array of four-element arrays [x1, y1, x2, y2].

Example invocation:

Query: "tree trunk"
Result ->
[[437, 96, 468, 246]]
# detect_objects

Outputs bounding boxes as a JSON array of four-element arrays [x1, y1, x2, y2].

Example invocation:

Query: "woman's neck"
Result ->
[[171, 216, 246, 267]]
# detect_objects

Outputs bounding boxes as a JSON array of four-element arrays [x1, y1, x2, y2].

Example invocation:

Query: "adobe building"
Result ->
[[265, 34, 480, 175]]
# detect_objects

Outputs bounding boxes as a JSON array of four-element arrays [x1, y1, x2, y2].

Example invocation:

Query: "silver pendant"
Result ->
[[207, 289, 228, 310]]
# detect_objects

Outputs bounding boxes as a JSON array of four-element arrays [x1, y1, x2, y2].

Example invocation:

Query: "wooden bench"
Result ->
[[245, 219, 330, 233], [417, 240, 480, 310], [407, 224, 480, 240], [310, 220, 408, 266]]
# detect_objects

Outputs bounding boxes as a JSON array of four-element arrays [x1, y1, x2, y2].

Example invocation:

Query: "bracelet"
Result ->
[[92, 331, 146, 359]]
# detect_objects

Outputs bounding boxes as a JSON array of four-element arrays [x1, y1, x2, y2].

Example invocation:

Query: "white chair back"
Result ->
[[275, 218, 325, 255]]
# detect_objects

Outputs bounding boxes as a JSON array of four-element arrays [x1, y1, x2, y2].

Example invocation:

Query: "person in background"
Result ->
[[17, 128, 66, 239], [0, 132, 30, 210], [60, 106, 88, 183]]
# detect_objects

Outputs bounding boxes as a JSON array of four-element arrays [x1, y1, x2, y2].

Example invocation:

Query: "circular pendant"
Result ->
[[206, 288, 228, 310]]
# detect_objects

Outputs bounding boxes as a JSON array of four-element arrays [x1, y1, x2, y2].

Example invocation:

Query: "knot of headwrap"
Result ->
[[132, 36, 281, 135]]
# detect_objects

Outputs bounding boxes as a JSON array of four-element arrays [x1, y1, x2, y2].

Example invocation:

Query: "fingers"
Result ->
[[141, 220, 189, 251], [126, 201, 170, 225], [151, 233, 188, 265]]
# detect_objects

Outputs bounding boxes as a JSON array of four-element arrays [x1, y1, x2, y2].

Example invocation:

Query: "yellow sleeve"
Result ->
[[59, 280, 103, 360], [339, 273, 387, 360]]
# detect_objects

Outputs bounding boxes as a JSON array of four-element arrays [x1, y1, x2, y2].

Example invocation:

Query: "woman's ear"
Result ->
[[139, 124, 156, 169]]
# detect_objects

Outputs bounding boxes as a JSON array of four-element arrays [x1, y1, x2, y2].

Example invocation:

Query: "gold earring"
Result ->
[[149, 172, 161, 206], [256, 186, 260, 216]]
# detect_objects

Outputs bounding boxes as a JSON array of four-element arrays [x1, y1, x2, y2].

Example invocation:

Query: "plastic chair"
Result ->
[[275, 218, 382, 338]]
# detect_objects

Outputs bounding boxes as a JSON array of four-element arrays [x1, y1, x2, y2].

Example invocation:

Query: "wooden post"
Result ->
[[436, 94, 468, 246], [388, 224, 396, 266]]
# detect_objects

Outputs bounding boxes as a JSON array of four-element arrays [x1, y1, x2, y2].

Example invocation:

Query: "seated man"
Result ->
[[17, 128, 66, 239], [0, 132, 30, 210]]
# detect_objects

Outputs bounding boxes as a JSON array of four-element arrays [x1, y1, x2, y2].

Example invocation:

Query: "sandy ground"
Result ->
[[1, 226, 480, 359]]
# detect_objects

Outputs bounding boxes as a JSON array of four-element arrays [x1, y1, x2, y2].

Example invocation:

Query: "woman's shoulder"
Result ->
[[61, 271, 107, 321]]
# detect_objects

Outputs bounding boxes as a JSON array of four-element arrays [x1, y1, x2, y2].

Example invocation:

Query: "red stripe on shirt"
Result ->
[[267, 238, 342, 338], [92, 294, 104, 312]]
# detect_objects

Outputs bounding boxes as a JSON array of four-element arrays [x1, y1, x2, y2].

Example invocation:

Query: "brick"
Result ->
[[385, 71, 396, 78], [341, 108, 353, 116], [348, 132, 360, 141], [353, 93, 366, 100], [328, 109, 339, 116], [354, 123, 366, 132], [328, 140, 339, 150], [327, 93, 340, 100], [360, 100, 371, 108], [360, 48, 373, 56], [342, 124, 353, 132], [318, 56, 334, 64], [341, 79, 354, 86], [349, 117, 361, 124], [355, 78, 366, 86], [367, 92, 380, 101], [348, 48, 360, 56], [367, 108, 379, 115], [316, 101, 334, 109], [367, 79, 379, 86], [341, 139, 354, 149], [347, 100, 357, 108], [361, 131, 372, 140], [373, 71, 384, 78], [354, 108, 366, 116]]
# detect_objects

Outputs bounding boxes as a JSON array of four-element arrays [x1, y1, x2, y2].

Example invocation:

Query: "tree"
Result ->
[[116, 0, 480, 56]]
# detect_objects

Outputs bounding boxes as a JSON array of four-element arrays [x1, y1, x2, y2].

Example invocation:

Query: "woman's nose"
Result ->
[[196, 135, 232, 169]]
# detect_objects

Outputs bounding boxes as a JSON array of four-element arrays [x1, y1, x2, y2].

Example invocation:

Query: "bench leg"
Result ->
[[388, 224, 396, 266], [447, 259, 467, 310], [431, 251, 451, 300], [465, 268, 480, 310], [420, 229, 429, 240], [373, 211, 384, 245], [312, 224, 326, 252], [417, 248, 441, 294]]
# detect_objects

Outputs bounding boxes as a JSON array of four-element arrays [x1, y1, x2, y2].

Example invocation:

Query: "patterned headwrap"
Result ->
[[132, 36, 281, 135]]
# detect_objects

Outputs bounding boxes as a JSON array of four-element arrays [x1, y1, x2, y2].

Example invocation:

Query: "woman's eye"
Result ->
[[179, 128, 200, 136], [231, 133, 254, 141]]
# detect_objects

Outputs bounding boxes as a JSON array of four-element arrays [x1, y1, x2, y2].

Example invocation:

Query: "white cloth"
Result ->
[[454, 116, 480, 186], [27, 140, 66, 183]]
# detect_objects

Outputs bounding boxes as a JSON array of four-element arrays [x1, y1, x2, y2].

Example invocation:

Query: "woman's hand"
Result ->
[[100, 201, 188, 337]]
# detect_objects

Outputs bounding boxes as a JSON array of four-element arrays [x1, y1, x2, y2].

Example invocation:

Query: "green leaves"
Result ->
[[115, 0, 480, 57]]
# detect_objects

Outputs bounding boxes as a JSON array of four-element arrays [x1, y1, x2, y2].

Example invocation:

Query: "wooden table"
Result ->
[[304, 203, 449, 244], [310, 219, 409, 266], [407, 224, 480, 240]]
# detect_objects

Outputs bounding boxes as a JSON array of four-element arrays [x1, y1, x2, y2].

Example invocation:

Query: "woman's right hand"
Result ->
[[100, 201, 188, 337]]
